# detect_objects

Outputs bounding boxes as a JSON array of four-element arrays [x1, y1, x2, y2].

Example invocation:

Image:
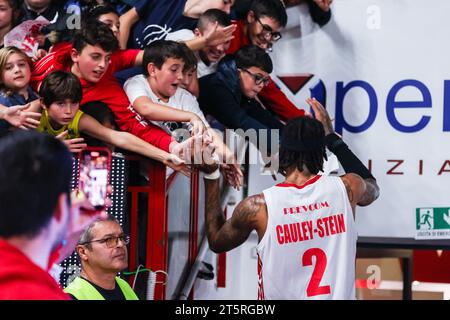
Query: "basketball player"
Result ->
[[203, 98, 380, 299]]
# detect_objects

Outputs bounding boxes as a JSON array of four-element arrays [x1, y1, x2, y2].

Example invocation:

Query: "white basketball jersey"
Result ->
[[257, 175, 358, 300]]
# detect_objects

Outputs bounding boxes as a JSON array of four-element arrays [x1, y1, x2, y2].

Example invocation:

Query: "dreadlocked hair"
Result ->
[[279, 116, 327, 176]]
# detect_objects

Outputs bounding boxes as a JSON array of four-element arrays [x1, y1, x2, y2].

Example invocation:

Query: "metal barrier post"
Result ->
[[188, 170, 200, 299], [146, 160, 168, 300]]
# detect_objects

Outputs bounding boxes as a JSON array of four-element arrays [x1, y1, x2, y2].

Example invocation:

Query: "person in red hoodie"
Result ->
[[227, 0, 307, 121], [0, 130, 107, 300]]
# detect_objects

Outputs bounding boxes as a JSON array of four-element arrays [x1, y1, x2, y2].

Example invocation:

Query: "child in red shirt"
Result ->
[[31, 20, 177, 154], [227, 0, 306, 121]]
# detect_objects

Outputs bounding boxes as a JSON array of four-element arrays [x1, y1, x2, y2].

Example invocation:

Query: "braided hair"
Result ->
[[279, 116, 327, 176]]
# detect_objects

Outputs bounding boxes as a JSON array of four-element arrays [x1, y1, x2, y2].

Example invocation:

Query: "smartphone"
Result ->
[[78, 147, 111, 210]]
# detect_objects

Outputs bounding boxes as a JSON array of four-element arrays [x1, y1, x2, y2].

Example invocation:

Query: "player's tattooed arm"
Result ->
[[341, 174, 380, 212], [204, 178, 264, 253], [342, 176, 355, 204], [358, 178, 380, 206]]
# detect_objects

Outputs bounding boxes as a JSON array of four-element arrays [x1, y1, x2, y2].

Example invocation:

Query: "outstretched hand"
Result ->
[[189, 115, 206, 136], [220, 162, 243, 190], [56, 130, 87, 153], [164, 153, 191, 177], [31, 49, 47, 63], [219, 146, 243, 190], [3, 104, 41, 130], [204, 22, 236, 47]]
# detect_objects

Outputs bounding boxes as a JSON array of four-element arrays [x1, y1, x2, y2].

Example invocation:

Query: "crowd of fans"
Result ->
[[0, 0, 332, 299], [0, 0, 331, 176]]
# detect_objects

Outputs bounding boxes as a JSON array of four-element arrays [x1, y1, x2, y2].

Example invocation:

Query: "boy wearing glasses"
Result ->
[[65, 216, 138, 300], [228, 0, 285, 53], [199, 45, 283, 154], [227, 0, 307, 122], [231, 0, 332, 27], [165, 9, 234, 79]]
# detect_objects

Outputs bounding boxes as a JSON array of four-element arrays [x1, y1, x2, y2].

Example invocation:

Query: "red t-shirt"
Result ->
[[31, 43, 173, 152], [227, 20, 250, 55], [0, 239, 69, 300], [227, 20, 305, 121]]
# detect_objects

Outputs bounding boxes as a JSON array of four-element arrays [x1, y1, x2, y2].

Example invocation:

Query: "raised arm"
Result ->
[[206, 127, 243, 188], [184, 23, 236, 51], [119, 7, 139, 50], [25, 99, 43, 113], [0, 104, 41, 130], [133, 95, 199, 123], [133, 50, 144, 67], [340, 173, 367, 215], [124, 77, 206, 135], [307, 98, 380, 207], [79, 113, 189, 175], [132, 96, 206, 135], [204, 177, 265, 253]]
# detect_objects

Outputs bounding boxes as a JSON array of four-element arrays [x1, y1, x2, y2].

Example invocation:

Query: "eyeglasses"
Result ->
[[82, 235, 130, 248], [239, 68, 270, 86], [256, 16, 282, 42]]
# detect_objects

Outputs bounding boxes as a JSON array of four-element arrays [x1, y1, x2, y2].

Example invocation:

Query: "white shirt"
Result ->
[[257, 175, 358, 300], [124, 74, 209, 139], [165, 29, 219, 78]]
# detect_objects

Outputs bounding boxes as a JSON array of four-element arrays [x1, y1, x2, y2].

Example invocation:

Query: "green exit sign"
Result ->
[[416, 208, 450, 240], [416, 208, 450, 230]]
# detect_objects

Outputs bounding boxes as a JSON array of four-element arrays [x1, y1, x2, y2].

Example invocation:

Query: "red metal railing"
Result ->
[[127, 157, 201, 300], [146, 161, 168, 299], [217, 207, 227, 288], [188, 171, 200, 299], [127, 159, 168, 299]]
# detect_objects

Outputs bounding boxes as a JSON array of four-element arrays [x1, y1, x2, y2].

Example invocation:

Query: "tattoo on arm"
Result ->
[[204, 178, 264, 252], [231, 194, 264, 231], [342, 175, 380, 210], [358, 178, 380, 206], [204, 178, 225, 245]]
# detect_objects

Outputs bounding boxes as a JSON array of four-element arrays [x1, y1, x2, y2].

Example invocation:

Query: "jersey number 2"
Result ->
[[302, 248, 331, 297]]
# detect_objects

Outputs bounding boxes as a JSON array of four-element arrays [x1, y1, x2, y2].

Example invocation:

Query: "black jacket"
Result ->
[[198, 56, 283, 153]]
